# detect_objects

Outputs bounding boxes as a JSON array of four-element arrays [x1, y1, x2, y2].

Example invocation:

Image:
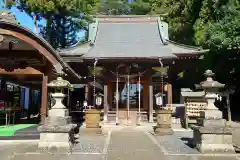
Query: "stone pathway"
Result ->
[[1, 128, 240, 160], [106, 129, 164, 160]]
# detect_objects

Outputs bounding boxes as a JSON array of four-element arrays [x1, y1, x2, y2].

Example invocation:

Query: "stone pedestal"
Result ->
[[82, 109, 102, 134], [192, 109, 235, 153], [192, 70, 235, 153], [154, 109, 174, 135], [38, 92, 77, 152]]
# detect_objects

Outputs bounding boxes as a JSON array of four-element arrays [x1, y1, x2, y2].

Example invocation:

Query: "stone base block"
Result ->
[[38, 132, 74, 152], [200, 110, 222, 119], [48, 108, 69, 117], [192, 125, 235, 153], [45, 116, 72, 126], [38, 124, 77, 133], [80, 127, 102, 135], [38, 123, 76, 152], [197, 144, 235, 154], [153, 126, 174, 136]]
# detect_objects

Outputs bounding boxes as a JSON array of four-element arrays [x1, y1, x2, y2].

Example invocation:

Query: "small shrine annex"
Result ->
[[0, 11, 208, 125]]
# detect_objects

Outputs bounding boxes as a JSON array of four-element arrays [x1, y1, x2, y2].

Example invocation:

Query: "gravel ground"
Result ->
[[153, 131, 199, 154], [72, 134, 107, 153]]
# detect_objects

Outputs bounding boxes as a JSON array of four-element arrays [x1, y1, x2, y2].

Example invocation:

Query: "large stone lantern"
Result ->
[[38, 76, 77, 152], [192, 70, 234, 153]]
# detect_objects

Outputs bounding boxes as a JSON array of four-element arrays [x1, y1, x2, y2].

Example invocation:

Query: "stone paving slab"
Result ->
[[62, 154, 106, 160], [0, 144, 39, 160], [106, 130, 164, 160], [153, 131, 199, 154], [197, 156, 238, 160], [1, 129, 240, 160], [12, 153, 106, 160], [164, 155, 198, 160], [72, 134, 107, 153], [11, 154, 67, 160]]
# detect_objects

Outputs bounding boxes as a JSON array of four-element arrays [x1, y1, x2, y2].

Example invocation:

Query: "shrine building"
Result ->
[[0, 12, 208, 125]]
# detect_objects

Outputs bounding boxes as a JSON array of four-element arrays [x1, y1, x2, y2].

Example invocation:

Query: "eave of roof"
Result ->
[[167, 40, 209, 55], [0, 13, 81, 80]]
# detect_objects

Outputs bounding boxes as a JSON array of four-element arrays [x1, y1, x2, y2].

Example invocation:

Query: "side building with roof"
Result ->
[[59, 15, 208, 124]]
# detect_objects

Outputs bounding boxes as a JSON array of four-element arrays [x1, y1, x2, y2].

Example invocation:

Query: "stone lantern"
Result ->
[[192, 70, 234, 153], [153, 93, 174, 135], [38, 76, 77, 152]]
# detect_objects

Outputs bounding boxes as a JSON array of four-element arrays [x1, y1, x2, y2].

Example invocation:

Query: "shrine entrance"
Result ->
[[111, 80, 145, 123], [108, 64, 149, 124]]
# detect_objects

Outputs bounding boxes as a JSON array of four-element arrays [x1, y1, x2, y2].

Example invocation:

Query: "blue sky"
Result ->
[[0, 1, 84, 39], [0, 1, 46, 33], [10, 7, 46, 33]]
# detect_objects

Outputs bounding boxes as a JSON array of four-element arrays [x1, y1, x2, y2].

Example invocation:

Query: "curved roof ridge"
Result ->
[[157, 17, 168, 45], [0, 20, 81, 79]]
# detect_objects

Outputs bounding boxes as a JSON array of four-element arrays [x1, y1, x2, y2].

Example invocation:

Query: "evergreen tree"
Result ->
[[100, 0, 130, 15], [9, 0, 99, 48], [129, 0, 151, 15]]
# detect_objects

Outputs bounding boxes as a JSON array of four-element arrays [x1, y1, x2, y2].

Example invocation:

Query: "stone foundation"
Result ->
[[153, 126, 174, 136], [192, 109, 235, 153], [154, 109, 174, 136], [37, 91, 77, 152], [38, 123, 77, 152]]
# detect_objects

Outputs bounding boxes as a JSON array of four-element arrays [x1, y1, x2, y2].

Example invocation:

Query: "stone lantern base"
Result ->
[[81, 109, 102, 134], [38, 108, 77, 152], [154, 109, 174, 135], [192, 110, 235, 153], [38, 124, 76, 152]]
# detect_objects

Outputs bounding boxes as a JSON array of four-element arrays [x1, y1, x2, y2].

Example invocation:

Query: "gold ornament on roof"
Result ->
[[48, 77, 72, 89]]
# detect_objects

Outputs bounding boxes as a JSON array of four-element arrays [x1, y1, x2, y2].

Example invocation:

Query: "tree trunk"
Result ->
[[34, 15, 37, 33]]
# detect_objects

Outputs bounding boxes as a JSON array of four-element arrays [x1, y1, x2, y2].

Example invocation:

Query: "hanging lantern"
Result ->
[[95, 93, 103, 106], [155, 93, 165, 107], [156, 95, 163, 106]]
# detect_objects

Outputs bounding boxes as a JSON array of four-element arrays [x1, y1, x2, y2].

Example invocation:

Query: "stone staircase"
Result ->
[[105, 109, 182, 126], [106, 110, 149, 125]]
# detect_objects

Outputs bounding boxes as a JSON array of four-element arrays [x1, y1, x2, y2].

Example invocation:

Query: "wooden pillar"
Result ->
[[85, 85, 89, 101], [103, 85, 108, 122], [226, 94, 232, 122], [143, 82, 149, 110], [40, 75, 48, 124], [107, 81, 113, 110], [167, 83, 172, 108], [149, 85, 153, 123]]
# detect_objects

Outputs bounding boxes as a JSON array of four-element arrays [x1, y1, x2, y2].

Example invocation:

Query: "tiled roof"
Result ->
[[59, 15, 208, 59], [85, 21, 175, 59]]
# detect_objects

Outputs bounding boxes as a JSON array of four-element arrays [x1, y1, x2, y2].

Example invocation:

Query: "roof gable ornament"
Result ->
[[0, 11, 19, 24], [157, 17, 168, 45], [88, 19, 98, 45]]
